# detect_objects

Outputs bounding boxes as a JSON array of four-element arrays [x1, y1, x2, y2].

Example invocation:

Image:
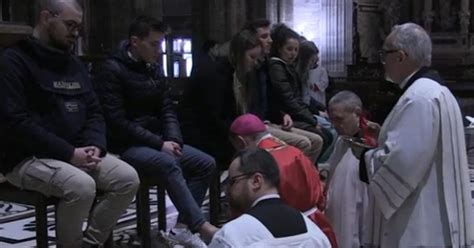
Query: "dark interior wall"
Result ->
[[191, 0, 269, 63], [9, 0, 35, 25], [245, 0, 267, 21], [3, 0, 273, 57], [88, 0, 164, 54]]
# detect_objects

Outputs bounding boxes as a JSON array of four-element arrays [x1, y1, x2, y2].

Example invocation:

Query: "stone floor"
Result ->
[[0, 172, 230, 248], [1, 170, 473, 247]]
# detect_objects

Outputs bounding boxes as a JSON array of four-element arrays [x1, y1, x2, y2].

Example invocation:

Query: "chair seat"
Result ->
[[0, 182, 57, 206], [0, 182, 56, 247]]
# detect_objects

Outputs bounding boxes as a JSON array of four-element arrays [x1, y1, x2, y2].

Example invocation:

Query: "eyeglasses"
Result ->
[[49, 11, 83, 33], [228, 171, 264, 187], [378, 49, 399, 64], [62, 20, 83, 33]]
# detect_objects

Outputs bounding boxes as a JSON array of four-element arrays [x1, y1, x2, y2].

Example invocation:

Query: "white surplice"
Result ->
[[326, 138, 369, 248], [363, 77, 474, 247]]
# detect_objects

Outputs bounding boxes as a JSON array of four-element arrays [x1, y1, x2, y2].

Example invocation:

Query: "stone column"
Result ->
[[323, 0, 353, 76], [412, 0, 423, 25], [225, 0, 246, 39], [279, 0, 294, 27], [358, 0, 383, 63], [246, 0, 267, 21], [207, 0, 227, 42], [266, 0, 279, 24], [422, 0, 434, 33], [379, 0, 400, 34], [459, 0, 470, 34]]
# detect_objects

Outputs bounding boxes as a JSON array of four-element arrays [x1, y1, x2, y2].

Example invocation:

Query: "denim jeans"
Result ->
[[121, 144, 216, 232]]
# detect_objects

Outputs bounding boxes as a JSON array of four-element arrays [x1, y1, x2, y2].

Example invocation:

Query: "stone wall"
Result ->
[[354, 0, 474, 70]]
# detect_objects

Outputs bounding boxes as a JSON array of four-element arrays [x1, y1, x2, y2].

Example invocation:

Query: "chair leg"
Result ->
[[36, 198, 49, 248], [209, 170, 221, 226], [157, 183, 166, 231], [103, 232, 114, 248], [137, 185, 151, 248], [136, 187, 143, 236]]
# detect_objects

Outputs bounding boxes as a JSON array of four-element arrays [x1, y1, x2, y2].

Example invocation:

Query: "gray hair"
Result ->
[[328, 90, 362, 112], [390, 23, 432, 67]]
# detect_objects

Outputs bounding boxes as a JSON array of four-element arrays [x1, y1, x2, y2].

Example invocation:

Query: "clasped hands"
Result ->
[[70, 146, 102, 172]]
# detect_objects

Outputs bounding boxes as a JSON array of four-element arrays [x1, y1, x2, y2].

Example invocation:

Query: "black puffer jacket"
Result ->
[[268, 57, 318, 131], [95, 42, 182, 153], [0, 37, 106, 173]]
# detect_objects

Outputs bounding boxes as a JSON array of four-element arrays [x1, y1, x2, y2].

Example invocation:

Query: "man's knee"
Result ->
[[63, 174, 96, 204], [102, 155, 140, 194], [292, 136, 312, 153], [201, 155, 217, 174], [114, 162, 140, 194], [187, 148, 217, 176], [309, 134, 324, 151]]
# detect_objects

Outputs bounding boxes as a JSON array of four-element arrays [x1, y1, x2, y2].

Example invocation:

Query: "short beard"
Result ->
[[47, 28, 73, 52]]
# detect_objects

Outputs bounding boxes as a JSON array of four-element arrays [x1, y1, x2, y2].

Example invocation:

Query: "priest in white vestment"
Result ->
[[354, 23, 474, 247], [209, 148, 330, 248], [326, 91, 373, 248]]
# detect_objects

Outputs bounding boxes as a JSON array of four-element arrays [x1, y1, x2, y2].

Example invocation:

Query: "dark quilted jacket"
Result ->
[[94, 42, 182, 153]]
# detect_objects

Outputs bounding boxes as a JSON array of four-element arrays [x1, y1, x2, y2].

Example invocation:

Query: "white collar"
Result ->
[[399, 68, 420, 89], [250, 194, 280, 208]]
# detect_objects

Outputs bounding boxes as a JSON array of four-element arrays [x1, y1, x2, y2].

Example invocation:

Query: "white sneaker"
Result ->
[[167, 228, 207, 248]]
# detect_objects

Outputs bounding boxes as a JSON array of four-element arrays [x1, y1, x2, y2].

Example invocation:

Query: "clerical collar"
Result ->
[[251, 194, 280, 208], [399, 67, 432, 95], [399, 68, 420, 89]]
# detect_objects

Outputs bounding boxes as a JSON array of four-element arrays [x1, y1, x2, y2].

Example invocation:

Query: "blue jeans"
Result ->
[[121, 145, 216, 232]]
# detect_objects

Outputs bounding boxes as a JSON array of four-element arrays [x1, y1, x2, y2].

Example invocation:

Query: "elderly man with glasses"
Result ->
[[209, 147, 331, 247], [352, 23, 474, 247]]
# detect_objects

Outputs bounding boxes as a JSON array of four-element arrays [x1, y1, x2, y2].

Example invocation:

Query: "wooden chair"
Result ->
[[136, 171, 223, 248], [0, 182, 56, 248], [135, 176, 167, 248], [0, 182, 113, 248], [209, 169, 222, 226]]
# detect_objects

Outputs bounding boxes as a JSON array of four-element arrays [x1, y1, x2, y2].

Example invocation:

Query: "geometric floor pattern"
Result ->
[[1, 169, 474, 247], [0, 184, 229, 248]]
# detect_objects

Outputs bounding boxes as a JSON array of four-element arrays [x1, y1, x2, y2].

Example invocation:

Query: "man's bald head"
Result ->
[[34, 0, 83, 51], [37, 0, 82, 20], [328, 91, 362, 113], [328, 91, 363, 136]]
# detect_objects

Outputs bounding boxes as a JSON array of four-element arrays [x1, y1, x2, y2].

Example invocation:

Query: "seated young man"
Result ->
[[0, 1, 139, 247], [94, 16, 217, 247], [209, 148, 331, 247], [228, 113, 337, 247]]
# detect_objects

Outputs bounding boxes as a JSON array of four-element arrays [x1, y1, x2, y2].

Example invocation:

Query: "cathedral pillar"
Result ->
[[459, 0, 470, 34], [422, 0, 434, 33], [357, 0, 382, 63]]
